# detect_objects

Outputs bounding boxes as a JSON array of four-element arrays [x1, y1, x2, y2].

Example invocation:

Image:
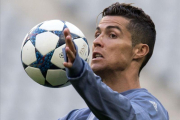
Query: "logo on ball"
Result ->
[[59, 52, 64, 58]]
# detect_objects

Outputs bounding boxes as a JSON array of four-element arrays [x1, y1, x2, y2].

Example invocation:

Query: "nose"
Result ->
[[93, 35, 104, 48]]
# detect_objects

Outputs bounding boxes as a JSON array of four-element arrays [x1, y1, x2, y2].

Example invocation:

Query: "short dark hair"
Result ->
[[102, 2, 156, 73]]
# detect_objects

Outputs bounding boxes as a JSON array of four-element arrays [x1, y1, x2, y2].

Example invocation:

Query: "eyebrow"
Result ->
[[96, 26, 101, 31], [106, 26, 122, 33], [96, 26, 122, 33]]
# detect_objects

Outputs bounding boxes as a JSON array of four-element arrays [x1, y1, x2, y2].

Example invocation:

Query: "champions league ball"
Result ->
[[21, 20, 90, 88]]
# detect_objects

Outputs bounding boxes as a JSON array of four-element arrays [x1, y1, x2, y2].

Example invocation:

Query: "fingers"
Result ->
[[64, 28, 76, 54], [65, 46, 75, 63], [63, 28, 76, 68], [63, 62, 73, 68]]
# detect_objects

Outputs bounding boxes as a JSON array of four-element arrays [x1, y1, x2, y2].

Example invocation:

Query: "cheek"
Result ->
[[109, 45, 133, 65], [106, 48, 122, 64], [120, 50, 133, 68]]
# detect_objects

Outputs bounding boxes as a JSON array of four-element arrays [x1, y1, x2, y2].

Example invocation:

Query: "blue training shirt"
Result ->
[[59, 44, 169, 120]]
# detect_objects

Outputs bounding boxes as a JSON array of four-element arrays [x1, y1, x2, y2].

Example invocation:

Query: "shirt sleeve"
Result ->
[[58, 108, 91, 120], [58, 110, 78, 120], [62, 44, 152, 120]]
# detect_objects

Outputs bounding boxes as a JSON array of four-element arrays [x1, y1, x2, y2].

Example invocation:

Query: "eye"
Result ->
[[110, 33, 117, 39], [95, 32, 100, 38]]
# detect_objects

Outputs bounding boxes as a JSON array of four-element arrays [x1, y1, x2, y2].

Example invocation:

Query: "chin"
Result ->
[[91, 63, 106, 74], [91, 66, 99, 73], [91, 67, 98, 73], [91, 67, 104, 77]]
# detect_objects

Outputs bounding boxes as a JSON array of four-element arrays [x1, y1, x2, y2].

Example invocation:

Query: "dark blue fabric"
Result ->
[[59, 44, 169, 120]]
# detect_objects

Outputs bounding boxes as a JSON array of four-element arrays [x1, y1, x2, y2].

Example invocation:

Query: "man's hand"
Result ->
[[63, 28, 76, 68]]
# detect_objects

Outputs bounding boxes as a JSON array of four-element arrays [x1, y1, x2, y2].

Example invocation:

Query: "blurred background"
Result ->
[[1, 0, 180, 120]]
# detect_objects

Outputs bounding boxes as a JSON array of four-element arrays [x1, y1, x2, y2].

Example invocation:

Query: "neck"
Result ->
[[101, 65, 141, 93]]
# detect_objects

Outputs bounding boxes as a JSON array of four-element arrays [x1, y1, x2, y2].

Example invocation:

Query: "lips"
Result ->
[[92, 52, 103, 59]]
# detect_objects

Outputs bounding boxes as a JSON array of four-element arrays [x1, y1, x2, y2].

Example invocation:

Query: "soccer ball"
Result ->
[[21, 20, 90, 88]]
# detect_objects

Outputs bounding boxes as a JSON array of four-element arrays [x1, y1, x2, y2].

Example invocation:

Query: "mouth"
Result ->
[[92, 52, 104, 59]]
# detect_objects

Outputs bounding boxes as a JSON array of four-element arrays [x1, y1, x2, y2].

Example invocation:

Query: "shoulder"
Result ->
[[126, 89, 169, 119]]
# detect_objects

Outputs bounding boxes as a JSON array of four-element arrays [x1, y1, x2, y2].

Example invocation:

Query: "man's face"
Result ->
[[91, 16, 134, 76]]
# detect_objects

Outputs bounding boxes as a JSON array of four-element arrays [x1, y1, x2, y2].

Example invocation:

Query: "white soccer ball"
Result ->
[[21, 20, 90, 88]]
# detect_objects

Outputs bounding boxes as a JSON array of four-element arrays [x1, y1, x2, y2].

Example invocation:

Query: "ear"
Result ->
[[133, 43, 149, 60]]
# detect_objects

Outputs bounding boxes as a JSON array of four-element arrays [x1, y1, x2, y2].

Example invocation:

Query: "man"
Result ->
[[59, 2, 169, 120]]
